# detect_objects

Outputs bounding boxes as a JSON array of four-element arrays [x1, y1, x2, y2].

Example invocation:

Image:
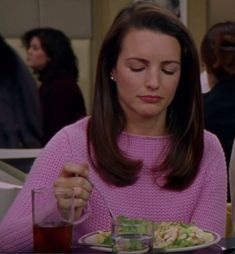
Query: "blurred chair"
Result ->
[[229, 139, 235, 236], [0, 187, 22, 221], [0, 161, 26, 221], [0, 148, 41, 173], [0, 160, 27, 183], [0, 148, 41, 160]]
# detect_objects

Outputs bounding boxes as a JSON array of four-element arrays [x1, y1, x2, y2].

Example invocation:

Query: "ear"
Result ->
[[110, 68, 116, 81]]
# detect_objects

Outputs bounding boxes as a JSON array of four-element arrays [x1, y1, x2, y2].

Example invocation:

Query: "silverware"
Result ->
[[74, 173, 115, 219], [216, 244, 235, 253], [90, 180, 115, 219]]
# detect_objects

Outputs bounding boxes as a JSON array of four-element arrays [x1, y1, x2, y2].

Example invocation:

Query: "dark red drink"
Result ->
[[33, 222, 72, 253]]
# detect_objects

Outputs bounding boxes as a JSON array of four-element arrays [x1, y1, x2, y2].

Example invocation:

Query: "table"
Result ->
[[72, 237, 235, 253]]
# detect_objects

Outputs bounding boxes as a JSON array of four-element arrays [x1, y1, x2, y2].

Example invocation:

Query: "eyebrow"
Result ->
[[126, 58, 181, 65], [162, 60, 181, 65], [125, 57, 147, 63]]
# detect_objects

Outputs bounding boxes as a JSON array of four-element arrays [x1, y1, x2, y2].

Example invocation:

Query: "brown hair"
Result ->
[[88, 1, 204, 190], [22, 28, 78, 82], [201, 21, 235, 81]]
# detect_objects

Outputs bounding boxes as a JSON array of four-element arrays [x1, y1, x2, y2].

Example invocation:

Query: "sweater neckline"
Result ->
[[121, 131, 171, 140]]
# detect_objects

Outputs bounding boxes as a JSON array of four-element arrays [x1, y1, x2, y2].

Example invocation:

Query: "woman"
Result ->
[[22, 28, 87, 145], [0, 1, 227, 252], [201, 21, 235, 201]]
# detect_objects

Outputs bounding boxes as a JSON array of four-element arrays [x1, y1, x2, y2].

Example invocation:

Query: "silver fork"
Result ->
[[90, 181, 115, 219], [216, 244, 235, 253], [74, 173, 115, 219]]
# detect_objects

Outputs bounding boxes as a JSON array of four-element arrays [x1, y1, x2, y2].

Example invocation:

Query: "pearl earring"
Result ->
[[110, 73, 114, 81]]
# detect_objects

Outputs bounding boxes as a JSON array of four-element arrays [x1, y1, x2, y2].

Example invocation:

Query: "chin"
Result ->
[[26, 62, 34, 68], [140, 108, 161, 116], [140, 112, 159, 119], [29, 66, 37, 71]]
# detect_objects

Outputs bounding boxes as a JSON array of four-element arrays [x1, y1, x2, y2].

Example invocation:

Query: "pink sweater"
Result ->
[[0, 117, 227, 252]]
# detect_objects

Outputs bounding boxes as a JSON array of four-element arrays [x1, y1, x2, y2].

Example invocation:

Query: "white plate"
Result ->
[[161, 230, 221, 252], [79, 231, 111, 252], [78, 230, 221, 253]]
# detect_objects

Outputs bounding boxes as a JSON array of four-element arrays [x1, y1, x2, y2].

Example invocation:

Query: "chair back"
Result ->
[[0, 160, 27, 182], [0, 161, 26, 221], [0, 148, 41, 173], [0, 148, 41, 159]]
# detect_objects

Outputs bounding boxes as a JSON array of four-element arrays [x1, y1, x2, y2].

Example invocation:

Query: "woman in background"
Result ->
[[201, 21, 235, 200], [22, 28, 86, 145]]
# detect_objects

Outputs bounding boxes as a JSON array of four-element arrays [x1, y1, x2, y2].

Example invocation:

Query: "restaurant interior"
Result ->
[[0, 0, 235, 253]]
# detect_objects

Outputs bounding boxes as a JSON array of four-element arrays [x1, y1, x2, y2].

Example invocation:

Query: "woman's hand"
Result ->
[[53, 162, 92, 220]]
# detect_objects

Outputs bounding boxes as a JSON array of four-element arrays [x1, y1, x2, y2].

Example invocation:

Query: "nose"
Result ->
[[145, 69, 160, 90]]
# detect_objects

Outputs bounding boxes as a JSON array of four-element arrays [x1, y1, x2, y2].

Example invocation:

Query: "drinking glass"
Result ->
[[32, 187, 74, 253], [112, 217, 153, 254]]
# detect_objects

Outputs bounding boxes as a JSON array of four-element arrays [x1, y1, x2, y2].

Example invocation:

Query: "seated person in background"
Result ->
[[0, 35, 42, 149], [0, 1, 227, 252], [0, 35, 42, 172], [201, 21, 235, 200], [22, 28, 87, 145]]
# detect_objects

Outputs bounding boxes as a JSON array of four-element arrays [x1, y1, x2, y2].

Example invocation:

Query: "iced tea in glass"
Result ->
[[32, 187, 74, 253]]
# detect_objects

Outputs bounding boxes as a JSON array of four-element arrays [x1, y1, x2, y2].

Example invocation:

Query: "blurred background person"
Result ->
[[0, 35, 42, 172], [22, 28, 87, 145], [201, 21, 235, 200], [0, 35, 42, 148]]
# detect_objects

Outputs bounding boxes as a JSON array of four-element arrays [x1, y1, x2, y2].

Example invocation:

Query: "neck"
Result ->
[[125, 117, 168, 136]]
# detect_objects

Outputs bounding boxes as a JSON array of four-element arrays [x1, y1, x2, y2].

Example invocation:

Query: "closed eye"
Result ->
[[130, 67, 145, 72], [162, 69, 176, 75], [161, 61, 181, 75]]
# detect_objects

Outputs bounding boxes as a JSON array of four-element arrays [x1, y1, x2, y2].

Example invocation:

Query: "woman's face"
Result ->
[[112, 29, 181, 133], [26, 36, 50, 71]]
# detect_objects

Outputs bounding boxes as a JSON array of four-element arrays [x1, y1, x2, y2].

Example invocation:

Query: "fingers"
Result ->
[[53, 162, 93, 220], [57, 187, 90, 210], [55, 185, 91, 220], [73, 186, 91, 201], [57, 195, 87, 210], [54, 162, 91, 190], [54, 174, 92, 193], [60, 162, 89, 178]]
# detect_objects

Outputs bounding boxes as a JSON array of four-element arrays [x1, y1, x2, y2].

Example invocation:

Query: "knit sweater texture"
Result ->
[[0, 117, 227, 252]]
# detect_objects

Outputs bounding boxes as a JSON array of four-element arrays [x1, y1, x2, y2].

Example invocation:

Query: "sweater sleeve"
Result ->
[[0, 128, 73, 252], [190, 132, 227, 237]]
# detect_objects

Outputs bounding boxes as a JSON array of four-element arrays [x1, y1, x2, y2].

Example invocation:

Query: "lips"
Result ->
[[139, 95, 162, 103]]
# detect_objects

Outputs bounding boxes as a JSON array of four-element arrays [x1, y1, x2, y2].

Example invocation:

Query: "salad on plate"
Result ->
[[94, 216, 217, 250]]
